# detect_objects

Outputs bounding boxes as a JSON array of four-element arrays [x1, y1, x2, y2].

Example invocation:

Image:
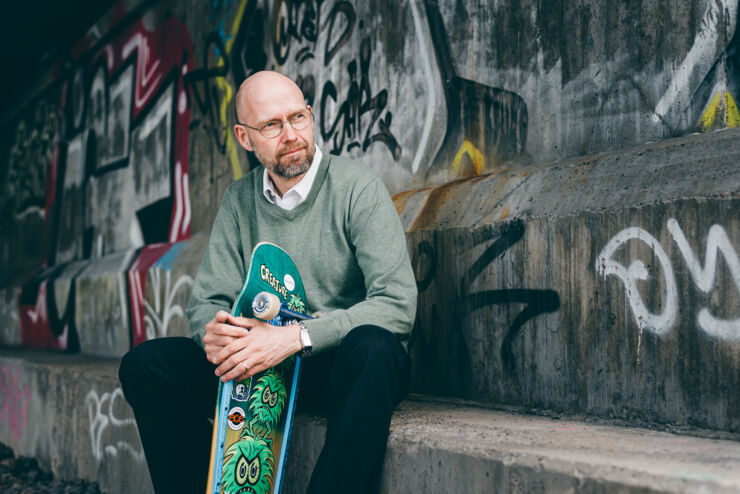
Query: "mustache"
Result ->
[[279, 145, 306, 156]]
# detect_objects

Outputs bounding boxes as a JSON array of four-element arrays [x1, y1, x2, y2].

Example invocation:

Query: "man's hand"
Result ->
[[202, 311, 250, 365], [212, 319, 302, 383]]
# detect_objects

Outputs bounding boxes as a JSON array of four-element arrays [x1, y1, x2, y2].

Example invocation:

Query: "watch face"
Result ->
[[300, 324, 312, 352], [301, 330, 311, 348]]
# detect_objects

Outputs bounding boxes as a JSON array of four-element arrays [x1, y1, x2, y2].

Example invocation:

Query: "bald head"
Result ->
[[232, 70, 315, 184], [235, 71, 305, 124]]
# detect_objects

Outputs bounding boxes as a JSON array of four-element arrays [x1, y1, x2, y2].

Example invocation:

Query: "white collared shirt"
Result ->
[[262, 146, 323, 211]]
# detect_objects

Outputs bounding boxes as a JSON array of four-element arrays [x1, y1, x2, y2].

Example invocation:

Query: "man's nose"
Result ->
[[281, 122, 299, 142]]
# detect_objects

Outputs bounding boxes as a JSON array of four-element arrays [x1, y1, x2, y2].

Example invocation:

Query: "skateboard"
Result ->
[[206, 242, 311, 494]]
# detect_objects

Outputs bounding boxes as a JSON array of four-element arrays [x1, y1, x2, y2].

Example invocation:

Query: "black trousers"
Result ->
[[119, 325, 410, 494]]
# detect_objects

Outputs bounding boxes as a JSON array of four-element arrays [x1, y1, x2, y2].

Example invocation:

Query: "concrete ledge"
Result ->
[[288, 397, 740, 494], [2, 349, 739, 494]]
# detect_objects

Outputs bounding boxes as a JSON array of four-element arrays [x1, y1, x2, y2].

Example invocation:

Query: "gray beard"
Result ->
[[271, 157, 311, 178], [259, 146, 314, 178]]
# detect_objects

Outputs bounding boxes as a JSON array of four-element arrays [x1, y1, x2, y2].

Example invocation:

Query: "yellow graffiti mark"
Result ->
[[216, 0, 249, 180], [729, 93, 740, 128], [451, 140, 485, 177], [696, 89, 740, 133]]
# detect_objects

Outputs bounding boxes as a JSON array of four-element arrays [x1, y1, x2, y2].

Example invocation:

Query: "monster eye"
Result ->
[[248, 457, 261, 485], [269, 392, 278, 407], [236, 455, 248, 486], [262, 386, 271, 404]]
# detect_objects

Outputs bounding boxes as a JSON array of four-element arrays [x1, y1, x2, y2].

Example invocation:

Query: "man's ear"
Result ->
[[234, 125, 253, 151]]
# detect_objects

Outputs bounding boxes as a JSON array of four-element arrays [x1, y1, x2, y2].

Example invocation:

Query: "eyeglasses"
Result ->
[[239, 107, 312, 138]]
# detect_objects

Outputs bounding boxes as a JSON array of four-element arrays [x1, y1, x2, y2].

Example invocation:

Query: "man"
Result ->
[[120, 71, 417, 493]]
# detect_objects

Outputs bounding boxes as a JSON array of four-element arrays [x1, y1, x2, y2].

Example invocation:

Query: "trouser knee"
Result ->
[[334, 325, 411, 395], [119, 343, 148, 404], [340, 325, 407, 370]]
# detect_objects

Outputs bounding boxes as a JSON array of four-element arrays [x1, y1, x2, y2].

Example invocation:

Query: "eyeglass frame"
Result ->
[[237, 106, 313, 139]]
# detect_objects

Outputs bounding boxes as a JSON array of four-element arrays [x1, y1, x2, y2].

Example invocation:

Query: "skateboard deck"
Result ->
[[206, 242, 309, 494]]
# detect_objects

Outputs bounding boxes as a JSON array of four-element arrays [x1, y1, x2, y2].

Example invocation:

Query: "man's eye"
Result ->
[[262, 121, 279, 129], [291, 113, 306, 122]]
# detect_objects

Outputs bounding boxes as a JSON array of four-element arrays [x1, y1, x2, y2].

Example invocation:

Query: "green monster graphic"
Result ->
[[287, 293, 305, 313], [248, 368, 287, 435], [222, 433, 274, 494]]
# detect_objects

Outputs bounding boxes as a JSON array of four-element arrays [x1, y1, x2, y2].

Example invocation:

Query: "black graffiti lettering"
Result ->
[[184, 31, 230, 155], [320, 80, 342, 147], [415, 240, 437, 293], [414, 219, 560, 374], [319, 37, 401, 160], [299, 0, 321, 41], [460, 220, 559, 373], [271, 0, 324, 66], [466, 221, 524, 283], [271, 0, 291, 65], [231, 2, 268, 84], [324, 1, 355, 66], [295, 73, 317, 107], [465, 289, 560, 372], [295, 46, 314, 64]]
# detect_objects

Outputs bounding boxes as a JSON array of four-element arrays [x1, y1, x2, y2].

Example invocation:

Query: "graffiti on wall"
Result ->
[[144, 268, 194, 340], [85, 387, 145, 463], [597, 218, 740, 340], [422, 0, 527, 180], [186, 0, 253, 180], [60, 15, 193, 259], [656, 0, 739, 132], [186, 0, 531, 184], [413, 219, 560, 376], [190, 0, 405, 169], [1, 92, 61, 275], [5, 98, 59, 221], [0, 365, 31, 443], [11, 9, 195, 350]]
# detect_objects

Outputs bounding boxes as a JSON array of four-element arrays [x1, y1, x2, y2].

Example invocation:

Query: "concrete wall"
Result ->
[[0, 0, 739, 452], [402, 129, 740, 432]]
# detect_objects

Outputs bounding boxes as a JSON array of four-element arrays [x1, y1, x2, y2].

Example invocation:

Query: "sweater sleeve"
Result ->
[[186, 189, 246, 348], [302, 175, 418, 353]]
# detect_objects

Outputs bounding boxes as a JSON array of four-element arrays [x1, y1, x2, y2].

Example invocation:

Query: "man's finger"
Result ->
[[214, 310, 231, 323], [218, 352, 250, 382], [226, 315, 258, 329], [215, 344, 251, 378], [213, 323, 249, 337], [215, 334, 252, 364]]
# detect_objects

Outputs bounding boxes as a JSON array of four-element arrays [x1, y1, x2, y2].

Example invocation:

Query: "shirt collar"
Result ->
[[263, 146, 322, 209]]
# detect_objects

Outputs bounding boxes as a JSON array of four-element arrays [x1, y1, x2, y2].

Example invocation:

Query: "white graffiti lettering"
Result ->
[[144, 269, 194, 339], [597, 218, 740, 339], [596, 226, 677, 335], [85, 387, 144, 463], [667, 218, 740, 338]]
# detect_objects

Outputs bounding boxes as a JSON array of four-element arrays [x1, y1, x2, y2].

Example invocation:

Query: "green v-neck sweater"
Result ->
[[186, 153, 417, 354]]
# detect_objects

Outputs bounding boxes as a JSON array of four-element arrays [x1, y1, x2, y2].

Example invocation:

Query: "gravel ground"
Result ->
[[0, 443, 103, 494]]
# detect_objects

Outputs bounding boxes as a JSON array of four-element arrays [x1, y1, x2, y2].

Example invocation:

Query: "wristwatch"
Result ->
[[298, 321, 312, 358]]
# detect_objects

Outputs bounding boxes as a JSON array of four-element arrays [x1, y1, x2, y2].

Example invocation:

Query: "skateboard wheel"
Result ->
[[252, 292, 281, 320]]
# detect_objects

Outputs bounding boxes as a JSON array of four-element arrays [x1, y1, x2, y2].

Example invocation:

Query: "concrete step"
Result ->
[[1, 348, 739, 494]]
